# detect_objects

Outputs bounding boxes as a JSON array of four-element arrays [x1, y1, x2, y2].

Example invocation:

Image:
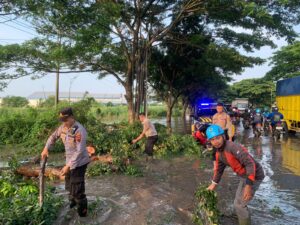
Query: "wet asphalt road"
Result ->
[[51, 118, 300, 225], [234, 124, 300, 225]]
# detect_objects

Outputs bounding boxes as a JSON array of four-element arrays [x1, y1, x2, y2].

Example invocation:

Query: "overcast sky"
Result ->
[[0, 16, 299, 98]]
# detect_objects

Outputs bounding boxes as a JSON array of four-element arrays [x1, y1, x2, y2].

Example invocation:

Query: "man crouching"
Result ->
[[206, 125, 264, 225], [41, 107, 90, 217]]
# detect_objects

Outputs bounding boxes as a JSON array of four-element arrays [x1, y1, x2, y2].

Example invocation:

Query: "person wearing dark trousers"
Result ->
[[41, 107, 90, 217], [132, 113, 158, 160]]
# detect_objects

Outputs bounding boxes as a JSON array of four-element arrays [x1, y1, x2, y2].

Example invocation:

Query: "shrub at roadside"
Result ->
[[0, 100, 203, 174], [0, 168, 62, 225]]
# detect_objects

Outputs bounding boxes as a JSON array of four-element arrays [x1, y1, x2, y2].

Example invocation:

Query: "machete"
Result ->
[[39, 156, 48, 207]]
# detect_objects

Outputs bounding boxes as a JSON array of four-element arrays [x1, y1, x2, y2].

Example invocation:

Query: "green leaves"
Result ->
[[193, 184, 219, 225], [225, 78, 276, 106], [86, 162, 112, 177], [266, 41, 300, 81], [1, 96, 28, 107], [124, 165, 143, 177], [0, 172, 62, 225], [0, 181, 15, 197]]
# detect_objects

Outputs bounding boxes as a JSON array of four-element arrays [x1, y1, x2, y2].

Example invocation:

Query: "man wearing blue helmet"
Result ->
[[206, 124, 264, 225]]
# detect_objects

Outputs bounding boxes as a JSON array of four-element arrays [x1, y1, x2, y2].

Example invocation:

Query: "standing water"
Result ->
[[157, 117, 300, 225], [53, 117, 300, 225]]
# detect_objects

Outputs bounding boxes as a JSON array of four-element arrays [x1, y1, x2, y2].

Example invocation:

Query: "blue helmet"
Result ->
[[206, 124, 224, 140], [256, 108, 261, 113]]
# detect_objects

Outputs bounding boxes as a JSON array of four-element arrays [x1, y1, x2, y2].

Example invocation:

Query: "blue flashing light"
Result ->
[[201, 103, 210, 106]]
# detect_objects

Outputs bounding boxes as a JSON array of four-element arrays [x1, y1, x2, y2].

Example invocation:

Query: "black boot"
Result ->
[[77, 198, 88, 217], [69, 199, 76, 209]]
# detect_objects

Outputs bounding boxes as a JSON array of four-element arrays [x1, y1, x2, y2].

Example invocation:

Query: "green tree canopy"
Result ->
[[266, 41, 300, 81], [225, 78, 276, 107], [1, 0, 300, 122], [1, 96, 28, 107]]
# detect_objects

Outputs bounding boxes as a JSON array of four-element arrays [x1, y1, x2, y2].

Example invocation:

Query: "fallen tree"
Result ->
[[17, 165, 65, 180], [16, 153, 114, 180]]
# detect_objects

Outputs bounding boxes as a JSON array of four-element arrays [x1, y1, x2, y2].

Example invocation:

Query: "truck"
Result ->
[[276, 76, 300, 133], [231, 98, 249, 113]]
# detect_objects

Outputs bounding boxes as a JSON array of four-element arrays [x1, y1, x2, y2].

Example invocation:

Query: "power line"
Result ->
[[0, 21, 36, 36], [0, 15, 34, 28], [0, 15, 36, 32], [7, 17, 34, 29], [7, 19, 36, 32]]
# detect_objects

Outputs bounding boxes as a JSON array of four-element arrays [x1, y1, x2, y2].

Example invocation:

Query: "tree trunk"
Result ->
[[55, 67, 59, 107], [182, 100, 188, 118], [166, 105, 172, 129], [123, 60, 135, 124], [166, 93, 174, 132], [125, 86, 135, 124]]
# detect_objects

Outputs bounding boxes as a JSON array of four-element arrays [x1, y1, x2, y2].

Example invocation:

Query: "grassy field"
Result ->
[[0, 100, 187, 158], [0, 103, 182, 120]]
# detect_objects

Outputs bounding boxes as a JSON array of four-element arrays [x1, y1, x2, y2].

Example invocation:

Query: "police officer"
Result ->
[[212, 103, 234, 141], [41, 107, 90, 217]]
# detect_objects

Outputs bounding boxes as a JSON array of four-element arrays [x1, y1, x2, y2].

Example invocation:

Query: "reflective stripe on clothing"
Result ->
[[212, 141, 264, 185]]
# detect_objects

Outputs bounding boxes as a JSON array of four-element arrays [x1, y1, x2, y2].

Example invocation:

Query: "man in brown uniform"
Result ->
[[132, 113, 158, 159], [41, 108, 90, 217], [212, 103, 234, 141]]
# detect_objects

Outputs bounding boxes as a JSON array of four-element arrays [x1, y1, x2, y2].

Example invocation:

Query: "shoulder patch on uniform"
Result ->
[[75, 133, 81, 142], [70, 125, 79, 135]]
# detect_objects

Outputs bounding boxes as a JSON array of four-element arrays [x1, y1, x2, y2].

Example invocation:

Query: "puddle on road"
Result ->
[[53, 157, 212, 225], [234, 125, 300, 225], [52, 121, 300, 225], [2, 117, 298, 225]]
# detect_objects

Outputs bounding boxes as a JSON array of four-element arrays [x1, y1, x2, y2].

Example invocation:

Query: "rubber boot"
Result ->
[[69, 195, 76, 209], [238, 217, 251, 225], [69, 199, 76, 209], [77, 198, 88, 217]]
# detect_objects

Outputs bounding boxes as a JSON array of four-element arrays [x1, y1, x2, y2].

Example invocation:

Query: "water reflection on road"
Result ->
[[237, 126, 300, 225], [157, 117, 300, 225]]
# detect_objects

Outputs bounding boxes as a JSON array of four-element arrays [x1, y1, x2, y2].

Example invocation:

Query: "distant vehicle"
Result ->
[[276, 76, 300, 133], [273, 120, 284, 140], [191, 102, 234, 135], [231, 98, 249, 114], [192, 102, 219, 126], [223, 103, 232, 112]]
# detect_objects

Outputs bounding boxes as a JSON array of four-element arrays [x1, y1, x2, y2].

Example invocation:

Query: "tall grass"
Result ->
[[89, 103, 182, 119]]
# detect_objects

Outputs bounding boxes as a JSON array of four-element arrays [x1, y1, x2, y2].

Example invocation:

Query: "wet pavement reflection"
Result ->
[[234, 125, 300, 225], [157, 117, 300, 225], [51, 118, 300, 225]]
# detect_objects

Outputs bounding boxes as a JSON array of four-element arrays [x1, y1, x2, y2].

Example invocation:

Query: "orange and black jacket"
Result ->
[[212, 141, 264, 185]]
